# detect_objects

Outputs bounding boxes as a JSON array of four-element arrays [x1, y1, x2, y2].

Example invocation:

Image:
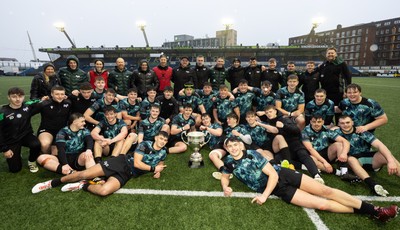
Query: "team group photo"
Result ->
[[1, 1, 400, 228]]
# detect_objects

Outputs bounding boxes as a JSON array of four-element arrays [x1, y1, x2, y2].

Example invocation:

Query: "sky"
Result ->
[[1, 0, 399, 63]]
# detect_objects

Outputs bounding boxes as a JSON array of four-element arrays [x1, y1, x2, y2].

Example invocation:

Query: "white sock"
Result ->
[[340, 167, 348, 175]]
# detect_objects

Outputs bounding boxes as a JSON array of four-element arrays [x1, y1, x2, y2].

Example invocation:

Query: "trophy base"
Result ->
[[188, 160, 204, 168]]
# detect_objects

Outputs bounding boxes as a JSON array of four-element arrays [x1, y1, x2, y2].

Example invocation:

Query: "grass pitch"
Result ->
[[0, 76, 399, 229]]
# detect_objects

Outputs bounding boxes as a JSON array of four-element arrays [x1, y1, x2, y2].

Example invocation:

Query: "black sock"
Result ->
[[364, 177, 377, 190], [297, 149, 320, 177], [51, 178, 62, 187], [82, 183, 89, 192], [94, 157, 102, 164], [56, 164, 63, 174], [353, 201, 376, 216]]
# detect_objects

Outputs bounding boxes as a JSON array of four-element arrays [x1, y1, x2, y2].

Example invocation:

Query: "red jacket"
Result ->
[[88, 69, 109, 89], [153, 65, 173, 92]]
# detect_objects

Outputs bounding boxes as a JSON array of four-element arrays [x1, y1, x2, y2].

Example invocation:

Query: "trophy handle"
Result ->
[[181, 130, 189, 145], [200, 131, 211, 148]]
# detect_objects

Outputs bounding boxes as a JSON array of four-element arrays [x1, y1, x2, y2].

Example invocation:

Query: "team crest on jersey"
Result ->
[[139, 144, 146, 152], [352, 136, 360, 142], [63, 104, 69, 108], [16, 114, 22, 118], [6, 113, 14, 119], [50, 106, 54, 109]]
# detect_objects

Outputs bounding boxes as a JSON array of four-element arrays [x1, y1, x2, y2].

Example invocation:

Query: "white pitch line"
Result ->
[[116, 188, 400, 230], [360, 83, 400, 88], [116, 188, 400, 202], [303, 208, 329, 230]]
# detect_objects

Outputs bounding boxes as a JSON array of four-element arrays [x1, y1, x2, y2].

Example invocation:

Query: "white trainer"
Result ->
[[32, 180, 52, 194], [28, 161, 39, 173], [374, 185, 389, 197], [212, 172, 233, 180], [61, 181, 86, 192], [314, 174, 325, 185]]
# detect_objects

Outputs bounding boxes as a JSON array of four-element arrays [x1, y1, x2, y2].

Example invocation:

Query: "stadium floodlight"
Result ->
[[221, 18, 233, 47], [311, 17, 324, 30], [54, 22, 76, 48], [136, 20, 149, 47], [222, 18, 233, 30], [306, 17, 325, 44]]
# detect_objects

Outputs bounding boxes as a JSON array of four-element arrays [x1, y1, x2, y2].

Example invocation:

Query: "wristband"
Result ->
[[150, 166, 155, 172], [288, 112, 292, 117]]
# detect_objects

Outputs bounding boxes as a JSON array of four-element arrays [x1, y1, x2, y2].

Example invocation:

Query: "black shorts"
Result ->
[[212, 142, 225, 150], [37, 128, 59, 145], [167, 135, 184, 148], [100, 155, 132, 187], [66, 153, 86, 171], [318, 148, 335, 164], [272, 168, 303, 203], [246, 140, 273, 152], [107, 143, 116, 153]]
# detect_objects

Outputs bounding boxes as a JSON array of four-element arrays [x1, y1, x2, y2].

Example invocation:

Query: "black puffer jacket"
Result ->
[[57, 55, 88, 95], [227, 66, 245, 90], [30, 72, 61, 99], [264, 69, 283, 92], [108, 66, 133, 96], [193, 65, 211, 89], [171, 65, 196, 97], [210, 66, 227, 90], [130, 60, 159, 97], [244, 65, 265, 88]]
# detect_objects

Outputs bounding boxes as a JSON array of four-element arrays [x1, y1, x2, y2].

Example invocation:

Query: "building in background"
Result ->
[[289, 17, 400, 68], [162, 29, 237, 48]]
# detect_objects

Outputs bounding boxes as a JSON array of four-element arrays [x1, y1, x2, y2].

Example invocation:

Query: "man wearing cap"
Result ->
[[171, 56, 197, 98], [30, 62, 61, 100]]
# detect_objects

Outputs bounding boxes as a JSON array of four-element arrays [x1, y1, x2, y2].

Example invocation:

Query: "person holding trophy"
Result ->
[[168, 104, 196, 154]]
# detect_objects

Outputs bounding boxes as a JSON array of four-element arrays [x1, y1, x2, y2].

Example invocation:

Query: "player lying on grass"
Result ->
[[219, 136, 399, 223], [32, 131, 169, 196]]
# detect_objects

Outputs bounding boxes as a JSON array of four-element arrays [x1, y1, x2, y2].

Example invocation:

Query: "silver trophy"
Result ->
[[182, 131, 210, 168]]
